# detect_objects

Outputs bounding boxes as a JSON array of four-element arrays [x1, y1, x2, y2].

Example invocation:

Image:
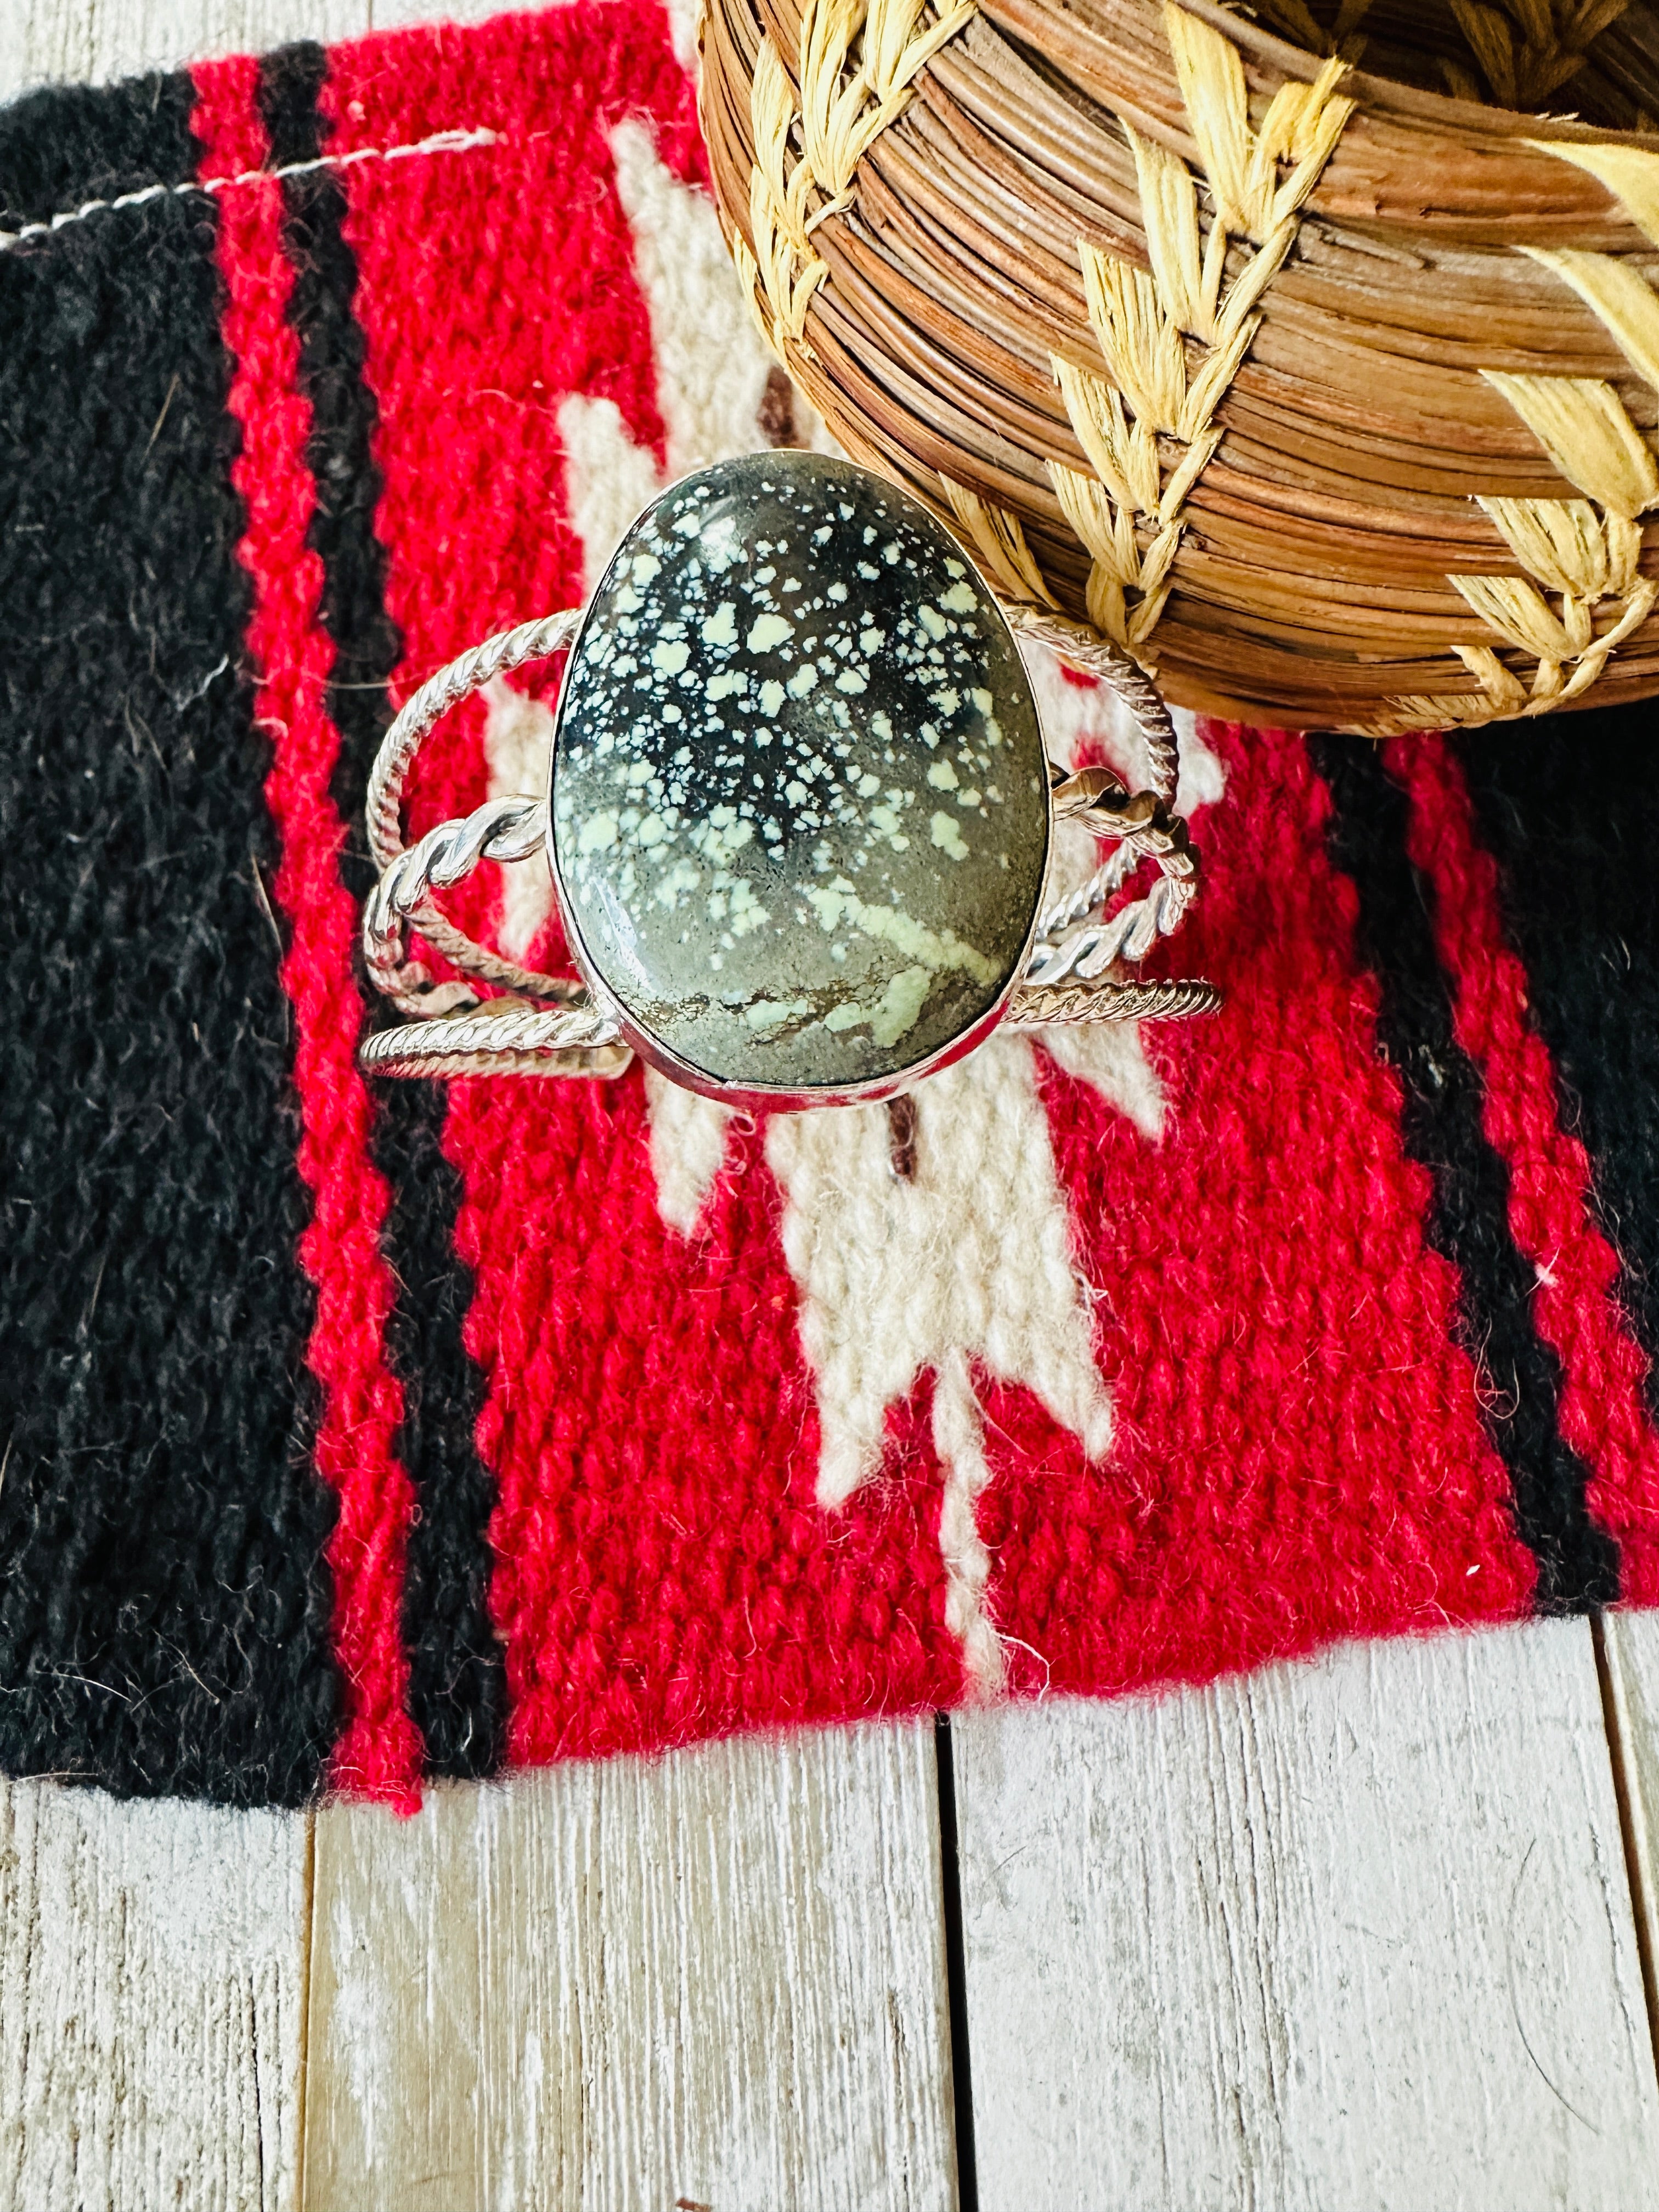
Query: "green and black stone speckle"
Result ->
[[551, 454, 1048, 1094]]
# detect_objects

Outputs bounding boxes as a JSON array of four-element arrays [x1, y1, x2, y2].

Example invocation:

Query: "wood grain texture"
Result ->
[[7, 6, 1659, 2211], [1597, 1611, 1659, 2053], [953, 1619, 1659, 2212], [303, 1719, 958, 2212], [0, 1777, 309, 2212], [0, 0, 366, 103]]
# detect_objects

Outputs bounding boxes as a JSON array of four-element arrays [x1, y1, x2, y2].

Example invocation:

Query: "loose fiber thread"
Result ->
[[0, 125, 499, 251]]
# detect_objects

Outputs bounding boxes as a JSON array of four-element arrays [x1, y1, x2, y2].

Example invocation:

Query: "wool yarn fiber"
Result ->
[[3, 13, 1658, 1807]]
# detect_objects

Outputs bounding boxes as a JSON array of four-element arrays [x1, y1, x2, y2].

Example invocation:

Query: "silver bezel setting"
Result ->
[[544, 458, 1052, 1111]]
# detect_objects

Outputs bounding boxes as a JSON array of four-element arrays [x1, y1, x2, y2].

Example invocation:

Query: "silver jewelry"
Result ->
[[358, 454, 1218, 1108]]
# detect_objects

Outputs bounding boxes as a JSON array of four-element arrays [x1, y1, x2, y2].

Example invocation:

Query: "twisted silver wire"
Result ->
[[1007, 607, 1180, 805], [364, 793, 561, 1015], [1005, 977, 1222, 1025], [1024, 876, 1197, 985], [364, 610, 583, 1007], [360, 998, 630, 1080], [356, 591, 1218, 1083], [1036, 840, 1141, 943], [1026, 767, 1202, 990]]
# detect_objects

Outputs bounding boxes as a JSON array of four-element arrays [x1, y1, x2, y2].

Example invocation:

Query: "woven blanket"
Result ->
[[4, 10, 1658, 1809]]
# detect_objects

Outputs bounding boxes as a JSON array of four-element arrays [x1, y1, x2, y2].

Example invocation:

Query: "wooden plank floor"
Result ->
[[0, 1780, 308, 2212], [303, 1724, 956, 2212], [5, 6, 1659, 2205], [953, 1622, 1659, 2211], [6, 1624, 1656, 2208]]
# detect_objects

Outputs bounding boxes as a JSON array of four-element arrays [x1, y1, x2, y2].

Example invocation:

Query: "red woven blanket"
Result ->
[[3, 8, 1656, 1808]]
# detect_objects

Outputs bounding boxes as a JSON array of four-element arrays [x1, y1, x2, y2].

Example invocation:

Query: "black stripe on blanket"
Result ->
[[1461, 707, 1659, 1438], [1310, 736, 1620, 1613], [259, 43, 509, 1781], [0, 74, 339, 1803]]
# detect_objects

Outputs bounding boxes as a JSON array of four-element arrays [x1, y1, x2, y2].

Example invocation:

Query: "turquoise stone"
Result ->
[[551, 453, 1049, 1097]]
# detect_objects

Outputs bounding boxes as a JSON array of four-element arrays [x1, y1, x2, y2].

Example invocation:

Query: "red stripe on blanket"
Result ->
[[979, 725, 1539, 1695], [192, 57, 423, 1805], [1386, 733, 1659, 1605], [324, 5, 965, 1758], [448, 1076, 964, 1757]]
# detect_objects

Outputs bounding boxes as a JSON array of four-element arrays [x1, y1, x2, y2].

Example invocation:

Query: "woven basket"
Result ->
[[697, 0, 1659, 730]]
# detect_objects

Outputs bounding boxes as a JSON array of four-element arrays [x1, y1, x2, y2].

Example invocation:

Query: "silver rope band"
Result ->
[[359, 998, 631, 1080], [1003, 978, 1222, 1025], [363, 611, 585, 1014], [1006, 607, 1181, 806], [359, 605, 1217, 1081]]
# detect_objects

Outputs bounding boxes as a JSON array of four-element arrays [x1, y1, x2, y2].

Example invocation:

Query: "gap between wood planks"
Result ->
[[1594, 1611, 1659, 2077], [9, 5, 1659, 2204], [290, 1652, 1659, 2211], [934, 1716, 978, 2212], [296, 1809, 318, 2212]]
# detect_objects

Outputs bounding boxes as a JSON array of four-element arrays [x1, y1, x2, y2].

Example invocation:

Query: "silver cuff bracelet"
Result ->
[[357, 452, 1218, 1110]]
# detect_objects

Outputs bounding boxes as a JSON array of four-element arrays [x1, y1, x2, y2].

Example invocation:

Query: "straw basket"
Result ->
[[697, 0, 1659, 730]]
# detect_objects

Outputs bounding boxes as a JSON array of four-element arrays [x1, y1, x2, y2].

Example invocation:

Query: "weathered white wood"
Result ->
[[303, 1719, 957, 2211], [0, 0, 366, 104], [1598, 1611, 1659, 2047], [0, 1776, 309, 2212], [15, 9, 1659, 2212], [953, 1619, 1659, 2212]]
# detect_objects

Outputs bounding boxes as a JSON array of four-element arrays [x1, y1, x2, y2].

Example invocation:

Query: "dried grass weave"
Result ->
[[698, 0, 1659, 730]]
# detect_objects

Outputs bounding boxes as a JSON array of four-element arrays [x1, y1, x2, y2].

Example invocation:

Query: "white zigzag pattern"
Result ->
[[487, 118, 1225, 1690]]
